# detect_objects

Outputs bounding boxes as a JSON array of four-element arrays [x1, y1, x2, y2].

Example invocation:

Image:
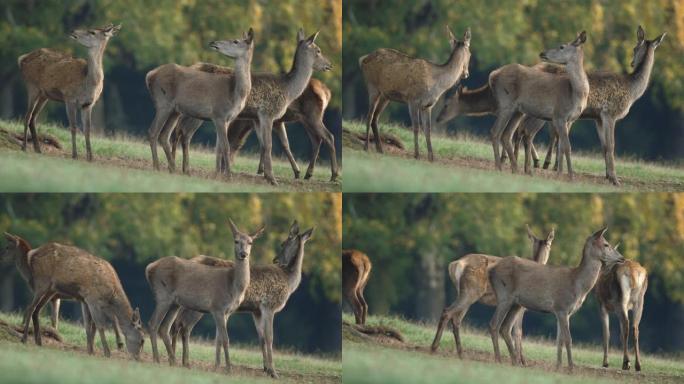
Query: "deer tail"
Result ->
[[448, 261, 464, 299]]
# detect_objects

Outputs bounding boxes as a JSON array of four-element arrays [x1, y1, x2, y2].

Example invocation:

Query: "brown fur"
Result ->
[[342, 249, 372, 325]]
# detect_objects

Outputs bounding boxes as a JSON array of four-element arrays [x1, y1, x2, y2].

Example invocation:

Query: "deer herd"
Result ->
[[17, 23, 338, 185], [345, 226, 649, 372], [2, 218, 315, 379], [361, 25, 666, 185]]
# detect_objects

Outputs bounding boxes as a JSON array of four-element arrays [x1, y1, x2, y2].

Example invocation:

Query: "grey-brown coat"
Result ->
[[342, 249, 372, 325]]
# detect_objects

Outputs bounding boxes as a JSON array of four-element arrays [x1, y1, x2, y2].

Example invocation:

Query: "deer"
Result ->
[[2, 233, 144, 359], [166, 221, 313, 378], [17, 23, 121, 161], [145, 28, 255, 177], [430, 225, 554, 364], [488, 31, 589, 179], [145, 218, 264, 370], [595, 257, 648, 371], [168, 69, 338, 181], [488, 227, 625, 370], [359, 26, 471, 162], [342, 249, 372, 325], [2, 233, 125, 350]]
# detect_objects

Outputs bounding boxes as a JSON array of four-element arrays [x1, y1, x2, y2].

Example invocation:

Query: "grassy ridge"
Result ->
[[0, 119, 340, 192], [0, 312, 340, 384], [342, 313, 684, 384], [343, 120, 684, 192]]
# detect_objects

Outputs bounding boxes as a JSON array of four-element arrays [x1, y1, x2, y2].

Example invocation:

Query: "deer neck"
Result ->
[[531, 243, 550, 265], [572, 247, 603, 298], [285, 240, 306, 293], [564, 52, 589, 104], [461, 86, 496, 115], [110, 294, 135, 336], [232, 258, 251, 293], [14, 248, 33, 287], [284, 49, 314, 102], [628, 48, 655, 102], [85, 44, 107, 90], [434, 48, 466, 92], [231, 55, 252, 104]]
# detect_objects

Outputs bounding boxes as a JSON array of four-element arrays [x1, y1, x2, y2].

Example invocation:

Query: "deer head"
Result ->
[[209, 27, 255, 60], [125, 307, 145, 360], [526, 225, 555, 264], [228, 218, 265, 261], [586, 226, 624, 265], [540, 31, 587, 65], [296, 28, 332, 72], [631, 25, 666, 68], [273, 220, 314, 269], [447, 26, 471, 79], [69, 23, 121, 49], [2, 232, 31, 260], [436, 85, 464, 124]]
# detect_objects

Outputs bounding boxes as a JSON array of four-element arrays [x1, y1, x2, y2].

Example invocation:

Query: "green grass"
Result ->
[[343, 313, 684, 384], [343, 120, 684, 192], [0, 312, 340, 384], [0, 119, 340, 192]]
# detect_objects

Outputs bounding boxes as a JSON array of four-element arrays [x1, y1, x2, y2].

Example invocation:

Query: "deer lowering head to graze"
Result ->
[[595, 257, 648, 371], [488, 227, 624, 370], [488, 31, 588, 179], [430, 225, 554, 364], [145, 28, 255, 177], [18, 23, 121, 161], [342, 249, 372, 325], [2, 233, 144, 359], [360, 26, 471, 161], [2, 233, 126, 351], [167, 220, 313, 378], [145, 218, 264, 370]]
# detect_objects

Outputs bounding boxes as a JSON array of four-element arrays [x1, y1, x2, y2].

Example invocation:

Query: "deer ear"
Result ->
[[3, 232, 17, 244], [526, 224, 536, 241], [446, 25, 456, 42], [306, 30, 320, 45], [547, 228, 555, 242], [463, 27, 471, 46], [652, 33, 666, 48], [228, 218, 240, 236], [251, 225, 265, 240], [132, 307, 141, 324], [637, 25, 645, 42], [300, 227, 315, 242], [245, 27, 255, 44], [297, 28, 306, 43], [573, 30, 587, 46], [290, 220, 300, 236], [592, 226, 608, 239], [105, 24, 121, 36]]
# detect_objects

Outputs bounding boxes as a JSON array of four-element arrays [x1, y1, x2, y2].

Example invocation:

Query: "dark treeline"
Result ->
[[343, 0, 684, 162], [0, 193, 342, 355], [343, 193, 684, 354]]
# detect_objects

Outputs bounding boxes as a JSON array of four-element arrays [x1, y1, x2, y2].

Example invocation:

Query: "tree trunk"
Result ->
[[0, 76, 15, 119], [414, 246, 445, 323], [0, 273, 14, 312]]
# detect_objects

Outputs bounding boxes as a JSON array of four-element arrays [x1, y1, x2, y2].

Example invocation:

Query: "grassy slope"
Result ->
[[0, 312, 340, 384], [0, 119, 340, 192], [343, 314, 684, 384], [343, 120, 684, 192]]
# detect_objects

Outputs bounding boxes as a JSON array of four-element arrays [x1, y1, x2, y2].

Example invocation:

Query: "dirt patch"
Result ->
[[343, 128, 405, 154], [0, 319, 63, 343], [0, 129, 62, 153], [343, 321, 405, 346]]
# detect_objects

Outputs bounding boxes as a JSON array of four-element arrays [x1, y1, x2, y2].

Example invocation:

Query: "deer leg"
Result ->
[[82, 303, 96, 354], [431, 296, 470, 356], [211, 311, 230, 371], [358, 276, 370, 324], [422, 107, 435, 162], [510, 308, 527, 366], [49, 297, 60, 330], [522, 117, 545, 173], [148, 106, 175, 171], [84, 302, 111, 357], [157, 111, 181, 173], [180, 324, 191, 368], [80, 106, 94, 162], [365, 90, 381, 152], [274, 122, 301, 179], [599, 303, 610, 368], [22, 92, 41, 152], [618, 305, 631, 370], [489, 298, 514, 364], [148, 299, 173, 363], [543, 130, 556, 170], [500, 304, 523, 365], [31, 292, 54, 346], [159, 303, 181, 366], [371, 96, 389, 154], [21, 288, 50, 344], [252, 312, 268, 372], [502, 112, 523, 173], [263, 312, 278, 378], [28, 97, 48, 153], [603, 118, 619, 185], [257, 117, 277, 185], [222, 314, 232, 372], [490, 108, 516, 171], [562, 121, 574, 179], [633, 285, 646, 372], [408, 103, 421, 159], [62, 102, 79, 159], [557, 312, 573, 371]]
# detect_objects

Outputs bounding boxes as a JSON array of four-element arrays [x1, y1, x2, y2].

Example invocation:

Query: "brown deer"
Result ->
[[430, 225, 554, 364], [488, 31, 588, 179], [360, 26, 471, 161], [169, 69, 338, 181], [3, 234, 144, 359], [145, 29, 255, 176], [18, 23, 121, 161], [145, 218, 264, 370], [167, 221, 313, 378], [595, 258, 648, 371], [2, 233, 125, 350], [488, 227, 624, 370], [342, 249, 372, 325]]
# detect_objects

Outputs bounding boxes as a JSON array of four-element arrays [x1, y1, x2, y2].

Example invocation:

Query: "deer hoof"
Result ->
[[266, 176, 278, 186], [305, 173, 313, 180], [602, 362, 609, 368], [635, 362, 641, 371], [622, 361, 631, 370], [266, 368, 279, 379], [293, 171, 301, 179]]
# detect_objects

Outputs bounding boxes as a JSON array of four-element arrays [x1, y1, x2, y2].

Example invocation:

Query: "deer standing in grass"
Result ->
[[488, 31, 589, 178], [2, 234, 144, 359], [431, 226, 554, 363], [2, 233, 125, 350], [342, 249, 372, 325], [360, 26, 471, 161], [168, 221, 313, 378], [146, 29, 255, 177], [145, 219, 264, 370], [595, 257, 648, 371], [18, 23, 121, 161], [488, 227, 624, 370], [169, 69, 338, 181]]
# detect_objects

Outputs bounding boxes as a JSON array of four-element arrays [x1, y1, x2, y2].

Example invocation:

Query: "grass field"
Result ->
[[0, 119, 340, 192], [342, 314, 684, 384], [343, 120, 684, 192], [0, 312, 340, 384]]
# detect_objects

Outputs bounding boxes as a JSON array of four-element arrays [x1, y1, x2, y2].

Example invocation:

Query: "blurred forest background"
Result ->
[[0, 0, 342, 161], [0, 193, 342, 355], [343, 0, 684, 162], [343, 193, 684, 354]]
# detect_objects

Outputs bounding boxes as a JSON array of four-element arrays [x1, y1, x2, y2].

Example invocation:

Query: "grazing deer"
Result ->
[[18, 23, 121, 161], [2, 233, 125, 350], [488, 227, 624, 370], [167, 221, 313, 378], [360, 26, 471, 161], [146, 29, 255, 176], [169, 68, 338, 181], [488, 31, 588, 179], [145, 219, 264, 370], [595, 258, 648, 371], [3, 234, 144, 359], [518, 26, 666, 184], [342, 249, 372, 325], [431, 225, 554, 364]]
